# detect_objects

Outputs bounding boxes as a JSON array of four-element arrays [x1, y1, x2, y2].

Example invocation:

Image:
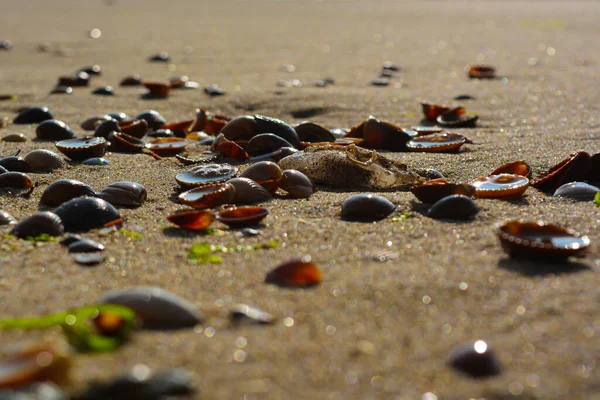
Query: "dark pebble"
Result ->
[[92, 86, 114, 96], [204, 84, 225, 96], [341, 194, 395, 222], [148, 52, 171, 62], [448, 341, 501, 379], [13, 107, 53, 124], [427, 195, 479, 220]]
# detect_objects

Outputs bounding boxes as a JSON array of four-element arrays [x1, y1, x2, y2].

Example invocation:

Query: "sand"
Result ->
[[0, 0, 599, 398]]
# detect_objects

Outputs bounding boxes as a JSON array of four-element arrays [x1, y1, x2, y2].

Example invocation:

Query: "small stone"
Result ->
[[370, 78, 389, 86], [148, 52, 170, 62], [91, 86, 114, 96]]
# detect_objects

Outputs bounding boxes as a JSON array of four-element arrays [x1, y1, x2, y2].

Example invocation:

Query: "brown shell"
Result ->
[[421, 102, 451, 121], [345, 117, 413, 151], [489, 161, 532, 178], [220, 116, 258, 141], [406, 132, 466, 153], [146, 138, 188, 157], [143, 81, 171, 97], [0, 172, 34, 195], [469, 65, 496, 79], [227, 177, 272, 205], [178, 182, 236, 209], [215, 206, 269, 228], [167, 210, 215, 230], [294, 122, 336, 143], [190, 109, 230, 134], [471, 174, 530, 199], [81, 115, 113, 131], [436, 107, 478, 128], [265, 256, 322, 288], [212, 133, 248, 161], [107, 132, 146, 153], [55, 137, 107, 161], [532, 151, 591, 193], [120, 119, 148, 139], [411, 178, 475, 203], [120, 75, 143, 86], [2, 133, 27, 142], [162, 120, 194, 134], [240, 161, 283, 193]]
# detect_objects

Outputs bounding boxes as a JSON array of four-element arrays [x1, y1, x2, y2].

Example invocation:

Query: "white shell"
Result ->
[[554, 182, 599, 201]]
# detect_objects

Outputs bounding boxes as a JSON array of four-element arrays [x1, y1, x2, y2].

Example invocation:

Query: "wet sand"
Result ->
[[0, 1, 599, 398]]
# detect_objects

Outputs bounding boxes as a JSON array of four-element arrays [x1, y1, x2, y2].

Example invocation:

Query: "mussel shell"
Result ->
[[221, 116, 258, 141], [428, 195, 479, 220], [215, 206, 269, 228], [68, 238, 105, 253], [254, 115, 301, 149], [167, 210, 215, 230], [78, 64, 101, 75], [0, 209, 17, 225], [406, 133, 466, 153], [361, 117, 413, 151], [212, 133, 247, 160], [35, 120, 76, 141], [2, 133, 27, 142], [13, 107, 53, 124], [120, 75, 143, 86], [265, 256, 323, 288], [58, 71, 89, 87], [144, 82, 170, 97], [532, 151, 591, 193], [240, 161, 283, 192], [227, 177, 272, 204], [54, 197, 121, 232], [449, 341, 501, 378], [55, 137, 107, 161], [23, 149, 66, 172], [50, 85, 73, 95], [468, 65, 496, 79], [245, 133, 293, 157], [106, 112, 130, 122], [94, 118, 121, 139], [553, 182, 599, 201], [82, 115, 112, 131], [10, 211, 64, 238], [411, 179, 475, 203], [91, 86, 114, 96], [40, 179, 96, 206], [471, 174, 529, 200], [421, 102, 451, 121], [0, 165, 7, 174], [340, 194, 395, 221], [279, 169, 314, 199], [249, 147, 298, 163], [436, 108, 478, 128], [136, 110, 166, 130], [294, 122, 336, 143], [178, 183, 236, 209], [95, 182, 147, 207], [175, 164, 238, 188], [146, 138, 188, 157], [0, 156, 29, 172], [0, 172, 34, 194], [107, 132, 145, 153], [120, 119, 148, 139]]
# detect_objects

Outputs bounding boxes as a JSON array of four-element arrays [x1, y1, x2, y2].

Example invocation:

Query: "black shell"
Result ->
[[254, 115, 301, 149], [54, 197, 120, 232], [35, 120, 76, 141], [279, 169, 314, 199], [340, 194, 395, 221], [0, 172, 34, 194], [428, 195, 479, 220], [41, 179, 96, 206], [10, 211, 64, 238], [0, 156, 30, 172], [295, 122, 336, 143], [448, 341, 501, 379], [92, 86, 115, 96], [0, 209, 17, 225], [135, 110, 166, 130], [106, 112, 130, 122], [95, 182, 147, 207], [94, 118, 121, 139], [13, 107, 53, 124], [246, 133, 294, 156], [68, 238, 105, 253]]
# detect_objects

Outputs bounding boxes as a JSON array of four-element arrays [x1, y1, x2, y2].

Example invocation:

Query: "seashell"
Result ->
[[50, 85, 73, 95], [345, 116, 414, 151], [265, 256, 322, 288], [246, 133, 293, 156], [428, 195, 479, 220], [411, 178, 475, 203], [2, 133, 26, 142], [9, 212, 64, 238], [0, 156, 29, 172], [13, 107, 53, 124], [60, 234, 82, 246], [240, 161, 283, 193], [204, 83, 225, 96], [120, 74, 143, 86], [471, 174, 529, 200], [106, 112, 130, 122], [279, 169, 314, 198], [54, 197, 121, 232], [436, 107, 478, 128], [148, 129, 175, 138], [382, 61, 400, 71], [169, 75, 190, 88], [35, 120, 76, 141], [81, 115, 112, 131], [410, 126, 443, 135], [341, 194, 395, 221], [532, 151, 591, 193], [91, 86, 114, 96], [0, 382, 67, 398], [230, 304, 275, 326], [249, 147, 299, 163], [167, 210, 215, 230], [554, 182, 599, 200], [136, 110, 167, 130], [211, 133, 247, 160], [0, 172, 34, 195], [220, 116, 259, 141], [215, 206, 269, 228], [82, 157, 109, 166], [448, 341, 501, 379], [78, 65, 101, 75], [421, 102, 451, 121], [41, 179, 96, 206], [119, 119, 148, 139], [370, 78, 389, 86], [68, 238, 105, 253], [23, 149, 66, 172], [590, 153, 600, 180], [294, 122, 336, 143], [0, 165, 7, 174], [175, 164, 238, 188], [55, 137, 107, 161], [178, 183, 235, 209], [74, 254, 105, 266], [468, 65, 496, 79], [406, 132, 466, 153], [146, 138, 188, 157], [98, 286, 203, 329], [227, 177, 272, 204], [148, 52, 170, 62], [497, 220, 590, 261], [254, 115, 301, 149], [0, 341, 71, 389], [489, 161, 532, 178], [0, 210, 17, 225], [190, 108, 230, 134], [143, 82, 171, 97], [162, 120, 194, 135], [58, 71, 89, 87], [94, 118, 120, 139], [95, 182, 147, 207], [107, 132, 145, 153]]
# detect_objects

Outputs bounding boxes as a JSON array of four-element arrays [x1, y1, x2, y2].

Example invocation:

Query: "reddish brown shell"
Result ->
[[178, 183, 235, 209], [212, 133, 248, 161], [421, 102, 451, 121], [471, 174, 529, 199], [161, 120, 194, 134], [468, 65, 496, 79], [497, 220, 590, 261], [167, 210, 215, 230], [120, 75, 143, 86], [265, 256, 323, 288], [532, 151, 591, 193], [406, 132, 466, 153], [436, 107, 478, 128], [240, 161, 283, 193], [215, 206, 268, 228], [107, 132, 146, 153], [119, 119, 148, 139], [347, 116, 413, 151], [147, 138, 188, 157], [411, 178, 475, 203], [190, 109, 230, 134], [55, 137, 107, 161], [489, 161, 532, 178], [143, 81, 171, 97]]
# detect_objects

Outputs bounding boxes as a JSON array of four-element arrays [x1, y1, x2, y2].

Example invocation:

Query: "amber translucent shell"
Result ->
[[215, 206, 268, 228], [119, 119, 148, 139], [265, 257, 322, 288], [143, 81, 171, 97], [497, 220, 590, 261], [532, 151, 591, 193], [190, 108, 230, 134], [92, 311, 128, 337], [212, 133, 248, 161], [55, 137, 107, 161], [344, 117, 413, 151], [421, 102, 451, 121], [469, 65, 496, 79], [411, 178, 475, 203], [162, 120, 194, 134], [107, 132, 146, 153], [489, 161, 532, 178], [178, 183, 235, 209], [471, 174, 529, 199], [406, 132, 466, 153], [167, 210, 215, 230], [147, 138, 188, 156], [0, 341, 71, 389]]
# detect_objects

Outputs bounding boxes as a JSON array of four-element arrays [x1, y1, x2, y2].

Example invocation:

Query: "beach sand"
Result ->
[[0, 1, 599, 398]]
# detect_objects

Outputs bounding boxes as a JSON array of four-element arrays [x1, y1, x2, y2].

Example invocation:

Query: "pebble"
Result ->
[[427, 195, 479, 220], [448, 340, 501, 379], [340, 194, 395, 221], [91, 86, 114, 96]]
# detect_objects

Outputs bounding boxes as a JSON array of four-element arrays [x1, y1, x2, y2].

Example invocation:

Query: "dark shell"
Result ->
[[95, 182, 147, 207], [246, 133, 293, 157], [35, 120, 76, 141], [146, 138, 188, 157], [254, 115, 301, 149], [54, 197, 121, 232], [428, 195, 479, 220], [471, 174, 530, 200], [175, 164, 238, 188], [421, 102, 451, 121], [249, 147, 298, 163], [58, 71, 89, 87], [68, 238, 105, 253], [41, 179, 96, 206], [0, 156, 30, 172], [82, 157, 110, 166], [143, 81, 171, 97], [60, 234, 83, 246], [94, 118, 121, 139], [13, 107, 53, 124], [75, 253, 106, 266], [532, 152, 591, 193], [406, 133, 466, 153], [107, 132, 145, 153], [204, 84, 225, 96], [0, 165, 7, 174], [590, 153, 600, 181], [10, 212, 64, 238], [279, 169, 314, 198], [212, 134, 247, 160], [340, 194, 395, 221], [190, 108, 230, 134], [489, 161, 532, 178], [468, 65, 496, 79], [136, 110, 167, 131], [148, 52, 171, 62], [240, 161, 283, 192], [148, 129, 175, 138], [221, 116, 259, 142], [265, 256, 323, 288], [169, 75, 190, 88], [382, 61, 400, 72], [50, 85, 73, 95], [106, 112, 129, 122], [120, 119, 148, 139], [120, 75, 143, 86], [345, 117, 414, 151], [497, 220, 590, 261], [24, 149, 66, 172], [230, 304, 275, 326], [554, 182, 599, 200], [436, 107, 478, 128], [0, 172, 34, 194], [370, 78, 389, 86], [167, 210, 215, 230], [56, 137, 107, 161], [294, 122, 336, 143], [91, 86, 114, 96], [78, 65, 101, 76], [2, 133, 27, 142], [449, 341, 501, 378], [0, 210, 17, 225], [411, 179, 475, 203], [178, 183, 236, 210], [215, 206, 269, 228], [227, 177, 272, 205]]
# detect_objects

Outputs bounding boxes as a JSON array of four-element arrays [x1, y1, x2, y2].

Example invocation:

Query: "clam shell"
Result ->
[[0, 172, 34, 194], [360, 116, 413, 151], [489, 161, 532, 178], [95, 182, 147, 207], [428, 195, 479, 220], [227, 177, 272, 204], [240, 161, 283, 193], [532, 152, 591, 193], [40, 179, 96, 206], [175, 164, 238, 188], [167, 210, 215, 230], [178, 183, 235, 209], [9, 212, 64, 238], [13, 107, 53, 124], [98, 286, 203, 329], [265, 256, 322, 288], [436, 107, 478, 128], [81, 115, 112, 131], [54, 197, 121, 232], [107, 132, 145, 153], [471, 174, 529, 199], [82, 157, 110, 166], [143, 82, 171, 97], [468, 65, 496, 79], [0, 210, 17, 225], [449, 341, 501, 378], [230, 304, 275, 326], [221, 116, 258, 141], [35, 120, 76, 141], [279, 169, 314, 198], [212, 133, 247, 160], [246, 133, 294, 156], [55, 137, 107, 161], [553, 182, 599, 200], [215, 206, 269, 228], [120, 75, 143, 86], [0, 156, 30, 172], [421, 102, 451, 121], [341, 194, 395, 221], [94, 118, 120, 139], [406, 132, 466, 153], [2, 133, 27, 142], [68, 238, 105, 253], [294, 122, 336, 143], [254, 115, 301, 149], [146, 138, 188, 157], [120, 119, 148, 139], [23, 149, 66, 171], [411, 179, 475, 203]]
